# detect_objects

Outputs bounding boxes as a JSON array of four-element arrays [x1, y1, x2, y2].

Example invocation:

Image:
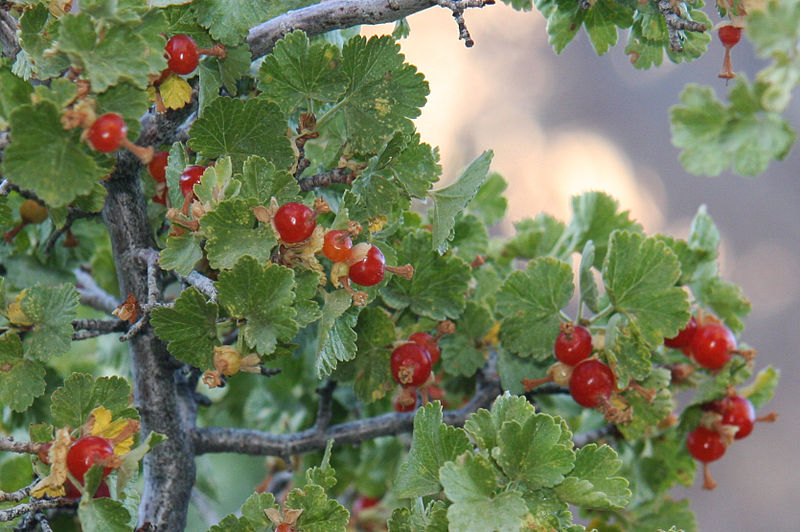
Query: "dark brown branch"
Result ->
[[657, 0, 707, 53], [72, 317, 128, 340], [44, 207, 97, 258], [313, 379, 337, 433], [298, 167, 356, 191], [0, 498, 76, 523], [0, 436, 42, 455], [193, 369, 502, 456]]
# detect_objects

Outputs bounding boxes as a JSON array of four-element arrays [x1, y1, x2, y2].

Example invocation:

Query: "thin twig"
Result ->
[[43, 207, 97, 258], [0, 482, 35, 503], [0, 436, 42, 455], [0, 498, 76, 523], [435, 0, 495, 47], [34, 512, 54, 532], [73, 267, 121, 315], [314, 379, 337, 433], [657, 0, 707, 53], [179, 271, 218, 301], [298, 168, 356, 191], [72, 318, 128, 341]]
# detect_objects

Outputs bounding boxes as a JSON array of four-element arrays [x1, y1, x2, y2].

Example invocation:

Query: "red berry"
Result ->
[[554, 324, 593, 366], [148, 150, 169, 183], [276, 525, 294, 532], [390, 342, 432, 387], [66, 436, 115, 484], [708, 395, 756, 440], [718, 25, 742, 48], [394, 396, 416, 412], [152, 186, 168, 206], [165, 34, 199, 75], [274, 202, 316, 243], [686, 426, 726, 462], [569, 359, 615, 408], [409, 331, 441, 365], [179, 165, 205, 199], [664, 316, 697, 349], [690, 323, 736, 370], [64, 479, 110, 499], [322, 230, 353, 262], [352, 495, 381, 516], [348, 244, 385, 287], [88, 113, 127, 153]]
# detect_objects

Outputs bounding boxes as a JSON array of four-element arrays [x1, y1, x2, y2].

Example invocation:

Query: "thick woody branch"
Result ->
[[0, 9, 19, 59], [194, 368, 502, 456]]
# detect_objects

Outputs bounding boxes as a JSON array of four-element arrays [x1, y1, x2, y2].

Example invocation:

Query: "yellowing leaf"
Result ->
[[159, 74, 193, 110], [88, 406, 136, 456]]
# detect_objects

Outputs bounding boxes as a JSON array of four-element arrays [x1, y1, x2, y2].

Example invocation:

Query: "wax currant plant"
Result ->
[[0, 1, 789, 532]]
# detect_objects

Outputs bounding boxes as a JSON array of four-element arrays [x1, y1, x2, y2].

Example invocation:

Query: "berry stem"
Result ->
[[120, 139, 154, 165], [702, 462, 717, 490], [197, 43, 227, 59], [3, 221, 26, 243], [386, 263, 414, 280], [719, 46, 735, 80]]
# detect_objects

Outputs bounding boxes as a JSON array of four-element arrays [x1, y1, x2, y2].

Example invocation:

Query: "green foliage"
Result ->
[[150, 287, 220, 369]]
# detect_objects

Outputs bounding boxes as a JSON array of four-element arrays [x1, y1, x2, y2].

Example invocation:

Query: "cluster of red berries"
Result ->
[[39, 436, 117, 499], [687, 392, 776, 489], [524, 323, 620, 416], [664, 315, 747, 370], [146, 151, 207, 206], [390, 325, 455, 412]]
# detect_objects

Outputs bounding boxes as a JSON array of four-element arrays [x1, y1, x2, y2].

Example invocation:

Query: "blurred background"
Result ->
[[363, 4, 799, 531]]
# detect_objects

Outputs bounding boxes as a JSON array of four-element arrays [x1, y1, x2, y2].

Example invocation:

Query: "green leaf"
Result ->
[[16, 284, 77, 361], [150, 287, 220, 369], [439, 301, 492, 377], [95, 82, 151, 139], [50, 373, 135, 428], [670, 81, 796, 177], [740, 365, 780, 409], [630, 497, 697, 532], [345, 306, 395, 403], [315, 289, 359, 378], [450, 213, 489, 263], [0, 62, 33, 128], [500, 214, 565, 263], [583, 0, 634, 55], [693, 276, 751, 334], [394, 402, 472, 498], [78, 497, 132, 532], [236, 156, 301, 206], [116, 431, 166, 494], [240, 492, 279, 528], [617, 367, 674, 440], [496, 257, 574, 358], [374, 132, 441, 198], [603, 231, 690, 347], [193, 0, 275, 45], [159, 233, 204, 276], [440, 453, 528, 532], [200, 198, 277, 270], [216, 258, 298, 355], [430, 151, 493, 253], [607, 324, 653, 387], [57, 12, 167, 92], [381, 231, 472, 320], [258, 30, 346, 115], [388, 500, 449, 532], [464, 393, 536, 452], [320, 35, 429, 155], [0, 332, 46, 412], [469, 172, 508, 226], [535, 0, 585, 53], [17, 5, 70, 79], [207, 515, 256, 532], [492, 413, 575, 489], [2, 101, 108, 208], [554, 443, 630, 509], [188, 97, 294, 171], [579, 241, 600, 313], [567, 192, 642, 267], [287, 483, 350, 532]]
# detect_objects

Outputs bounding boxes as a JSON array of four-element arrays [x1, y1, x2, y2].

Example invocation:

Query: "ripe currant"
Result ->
[[707, 395, 756, 440], [690, 322, 736, 370], [409, 331, 441, 365], [718, 25, 743, 80], [66, 436, 115, 484], [390, 342, 432, 387], [569, 359, 615, 408], [686, 426, 726, 463], [664, 316, 697, 348], [179, 165, 206, 199], [274, 202, 317, 243], [148, 150, 169, 183], [88, 113, 127, 153], [554, 322, 593, 366], [322, 229, 354, 262], [165, 34, 199, 75], [348, 243, 386, 287]]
